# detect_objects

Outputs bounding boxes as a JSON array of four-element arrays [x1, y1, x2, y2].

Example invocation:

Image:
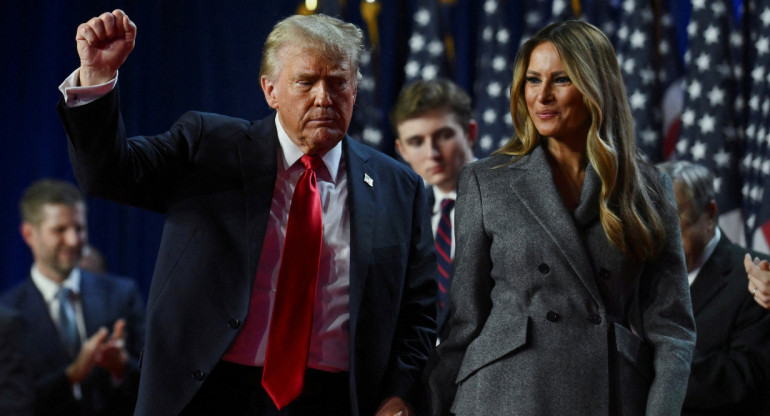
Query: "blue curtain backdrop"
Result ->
[[0, 0, 696, 298]]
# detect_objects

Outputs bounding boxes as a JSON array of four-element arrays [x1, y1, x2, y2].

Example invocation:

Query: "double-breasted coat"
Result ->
[[429, 145, 696, 415]]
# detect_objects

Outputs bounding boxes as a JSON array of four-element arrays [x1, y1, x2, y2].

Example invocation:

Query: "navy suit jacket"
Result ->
[[682, 232, 770, 415], [57, 88, 438, 416], [0, 303, 33, 416], [0, 271, 145, 416]]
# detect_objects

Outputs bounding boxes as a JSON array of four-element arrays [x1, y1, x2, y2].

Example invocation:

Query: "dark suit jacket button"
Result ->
[[599, 268, 610, 279], [538, 263, 550, 274], [192, 370, 206, 381], [588, 314, 602, 325], [546, 311, 559, 322], [228, 318, 241, 329]]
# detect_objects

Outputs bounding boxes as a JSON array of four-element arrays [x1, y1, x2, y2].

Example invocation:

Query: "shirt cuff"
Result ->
[[59, 68, 118, 107]]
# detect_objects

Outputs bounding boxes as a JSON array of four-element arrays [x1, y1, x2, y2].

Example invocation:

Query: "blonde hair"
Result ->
[[259, 13, 364, 82], [497, 20, 666, 261]]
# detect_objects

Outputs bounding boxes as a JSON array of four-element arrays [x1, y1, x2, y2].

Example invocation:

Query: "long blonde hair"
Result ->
[[497, 20, 666, 261]]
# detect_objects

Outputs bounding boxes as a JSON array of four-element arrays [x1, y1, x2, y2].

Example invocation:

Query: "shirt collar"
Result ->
[[30, 265, 81, 303], [274, 115, 342, 181], [688, 227, 721, 285], [432, 187, 457, 213]]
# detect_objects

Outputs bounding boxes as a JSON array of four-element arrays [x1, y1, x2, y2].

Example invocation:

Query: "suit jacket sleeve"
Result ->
[[637, 171, 697, 415], [0, 307, 34, 416], [57, 88, 204, 212], [428, 164, 491, 415]]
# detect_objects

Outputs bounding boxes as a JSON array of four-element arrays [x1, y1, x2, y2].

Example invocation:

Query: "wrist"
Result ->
[[78, 66, 116, 87]]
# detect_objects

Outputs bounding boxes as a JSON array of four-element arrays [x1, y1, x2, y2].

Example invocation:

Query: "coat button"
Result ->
[[191, 370, 206, 381], [227, 318, 241, 329], [599, 268, 610, 280], [588, 314, 602, 325], [538, 263, 550, 274], [546, 311, 560, 322]]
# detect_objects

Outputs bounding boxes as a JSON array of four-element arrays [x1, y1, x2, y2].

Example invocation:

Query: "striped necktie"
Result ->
[[435, 198, 455, 316]]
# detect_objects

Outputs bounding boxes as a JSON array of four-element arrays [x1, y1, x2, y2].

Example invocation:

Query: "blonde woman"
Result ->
[[429, 21, 695, 415]]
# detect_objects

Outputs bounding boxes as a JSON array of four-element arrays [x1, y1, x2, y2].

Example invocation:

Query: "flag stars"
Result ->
[[695, 53, 711, 72], [629, 90, 647, 109], [496, 29, 510, 44], [428, 40, 444, 57], [484, 0, 498, 15], [483, 109, 498, 124], [487, 82, 502, 97], [409, 33, 425, 51], [704, 25, 720, 44], [492, 56, 507, 72], [630, 29, 647, 48], [682, 109, 696, 127], [691, 141, 707, 160], [711, 1, 726, 16], [639, 67, 655, 85], [691, 0, 706, 10], [713, 148, 731, 168], [707, 86, 726, 106], [761, 7, 770, 26], [699, 114, 716, 134], [687, 80, 702, 99], [415, 9, 430, 26], [640, 128, 657, 145], [757, 36, 770, 55]]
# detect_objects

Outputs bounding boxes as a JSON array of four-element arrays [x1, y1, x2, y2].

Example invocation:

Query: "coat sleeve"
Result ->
[[427, 164, 493, 416], [638, 172, 697, 415], [379, 175, 440, 404], [0, 308, 34, 416]]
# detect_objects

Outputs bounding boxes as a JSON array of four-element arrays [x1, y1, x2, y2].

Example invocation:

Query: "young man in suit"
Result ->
[[391, 79, 476, 337], [57, 10, 437, 416], [658, 161, 770, 415], [0, 179, 145, 416]]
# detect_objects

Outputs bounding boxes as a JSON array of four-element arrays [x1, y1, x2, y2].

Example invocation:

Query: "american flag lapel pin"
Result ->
[[364, 173, 374, 187]]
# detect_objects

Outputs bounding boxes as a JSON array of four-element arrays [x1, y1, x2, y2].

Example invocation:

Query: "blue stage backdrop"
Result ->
[[0, 0, 721, 300]]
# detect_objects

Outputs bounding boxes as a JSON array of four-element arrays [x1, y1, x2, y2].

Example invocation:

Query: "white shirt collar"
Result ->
[[432, 187, 457, 213], [30, 265, 81, 302], [688, 227, 721, 286], [274, 115, 342, 181]]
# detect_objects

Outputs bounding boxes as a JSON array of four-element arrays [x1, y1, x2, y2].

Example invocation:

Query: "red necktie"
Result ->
[[262, 155, 324, 409]]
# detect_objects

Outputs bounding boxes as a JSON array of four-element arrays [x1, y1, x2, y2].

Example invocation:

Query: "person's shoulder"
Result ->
[[173, 111, 273, 140], [346, 137, 420, 179], [80, 270, 141, 294], [0, 279, 34, 306]]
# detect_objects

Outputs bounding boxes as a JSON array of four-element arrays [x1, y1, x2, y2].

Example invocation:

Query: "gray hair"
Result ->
[[657, 160, 717, 219], [259, 13, 364, 82]]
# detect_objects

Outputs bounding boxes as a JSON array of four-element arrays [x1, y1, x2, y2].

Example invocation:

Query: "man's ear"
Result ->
[[261, 76, 278, 109], [706, 200, 718, 221], [20, 222, 35, 248], [395, 138, 405, 158]]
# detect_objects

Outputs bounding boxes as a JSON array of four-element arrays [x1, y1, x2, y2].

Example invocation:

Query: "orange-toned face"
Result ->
[[261, 46, 357, 156]]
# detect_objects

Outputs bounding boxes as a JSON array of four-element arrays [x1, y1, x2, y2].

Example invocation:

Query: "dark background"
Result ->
[[0, 0, 695, 299]]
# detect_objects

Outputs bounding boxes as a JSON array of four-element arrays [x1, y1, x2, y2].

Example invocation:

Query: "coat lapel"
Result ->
[[508, 146, 603, 306], [690, 234, 730, 315], [239, 114, 279, 280], [343, 137, 376, 331]]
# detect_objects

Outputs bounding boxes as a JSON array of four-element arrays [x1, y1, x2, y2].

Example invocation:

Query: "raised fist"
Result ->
[[76, 9, 136, 86]]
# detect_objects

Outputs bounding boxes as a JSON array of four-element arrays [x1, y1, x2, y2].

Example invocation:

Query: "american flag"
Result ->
[[742, 0, 770, 251], [522, 0, 555, 42], [615, 0, 677, 163], [473, 0, 519, 157], [676, 0, 745, 243], [403, 0, 451, 83], [347, 1, 387, 152]]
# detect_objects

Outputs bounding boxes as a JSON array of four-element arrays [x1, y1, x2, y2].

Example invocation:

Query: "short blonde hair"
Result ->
[[259, 14, 364, 82]]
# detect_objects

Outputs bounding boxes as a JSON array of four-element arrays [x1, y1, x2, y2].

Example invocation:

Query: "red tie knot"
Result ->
[[300, 155, 324, 172]]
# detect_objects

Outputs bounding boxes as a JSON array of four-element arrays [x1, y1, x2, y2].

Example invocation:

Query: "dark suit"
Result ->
[[682, 233, 770, 415], [57, 88, 438, 416], [0, 271, 145, 416], [0, 303, 33, 416]]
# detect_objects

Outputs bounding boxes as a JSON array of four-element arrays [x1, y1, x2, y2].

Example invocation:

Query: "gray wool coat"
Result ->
[[428, 145, 696, 416]]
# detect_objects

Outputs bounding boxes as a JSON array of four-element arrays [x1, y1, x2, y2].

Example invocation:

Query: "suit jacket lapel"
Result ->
[[690, 234, 730, 315], [240, 114, 279, 279], [343, 137, 376, 331], [508, 146, 603, 306]]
